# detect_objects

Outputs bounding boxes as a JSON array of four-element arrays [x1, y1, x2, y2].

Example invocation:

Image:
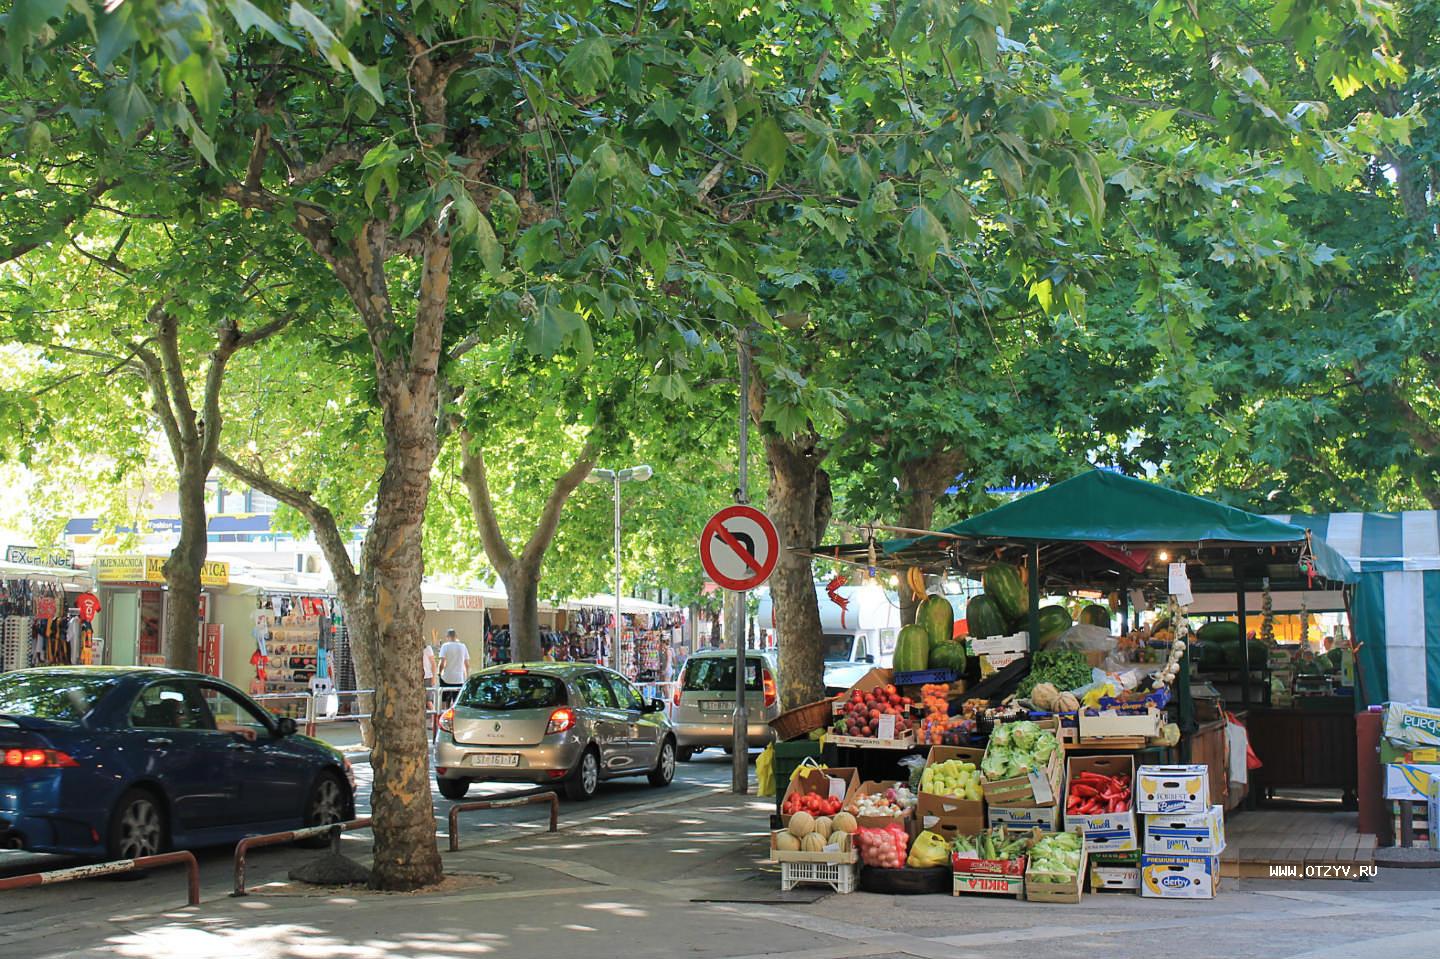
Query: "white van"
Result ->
[[755, 583, 901, 691]]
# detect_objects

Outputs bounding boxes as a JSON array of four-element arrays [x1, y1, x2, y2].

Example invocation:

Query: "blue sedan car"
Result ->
[[0, 667, 354, 860]]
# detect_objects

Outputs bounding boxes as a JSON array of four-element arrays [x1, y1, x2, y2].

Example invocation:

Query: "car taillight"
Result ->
[[2, 748, 77, 768], [763, 670, 777, 709], [438, 708, 454, 733], [546, 707, 576, 735]]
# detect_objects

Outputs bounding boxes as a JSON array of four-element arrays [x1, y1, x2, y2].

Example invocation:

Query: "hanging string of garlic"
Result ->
[[1152, 599, 1190, 691], [1260, 577, 1275, 645], [1299, 597, 1310, 650]]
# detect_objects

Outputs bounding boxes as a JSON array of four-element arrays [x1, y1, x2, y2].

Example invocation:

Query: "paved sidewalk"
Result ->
[[9, 781, 1440, 959]]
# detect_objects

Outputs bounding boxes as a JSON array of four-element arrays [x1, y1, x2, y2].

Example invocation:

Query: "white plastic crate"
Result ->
[[780, 860, 857, 894]]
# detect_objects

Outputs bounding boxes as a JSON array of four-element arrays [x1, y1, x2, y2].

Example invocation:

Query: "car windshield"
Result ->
[[458, 673, 567, 710], [0, 673, 116, 723], [683, 658, 762, 692], [820, 635, 855, 662]]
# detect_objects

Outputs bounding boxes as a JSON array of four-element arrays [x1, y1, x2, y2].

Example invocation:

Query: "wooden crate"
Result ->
[[1025, 848, 1088, 904], [981, 746, 1062, 806], [769, 829, 858, 865]]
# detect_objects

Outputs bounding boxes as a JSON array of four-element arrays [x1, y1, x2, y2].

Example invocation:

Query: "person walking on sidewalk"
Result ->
[[438, 629, 470, 707]]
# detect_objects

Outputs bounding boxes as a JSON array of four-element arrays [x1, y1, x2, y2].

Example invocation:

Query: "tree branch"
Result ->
[[289, 141, 372, 186], [0, 178, 116, 266], [133, 340, 187, 468], [153, 306, 199, 447], [518, 436, 601, 569], [216, 450, 360, 597], [457, 429, 517, 573]]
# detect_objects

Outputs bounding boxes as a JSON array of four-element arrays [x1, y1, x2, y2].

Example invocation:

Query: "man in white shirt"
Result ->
[[437, 629, 470, 707]]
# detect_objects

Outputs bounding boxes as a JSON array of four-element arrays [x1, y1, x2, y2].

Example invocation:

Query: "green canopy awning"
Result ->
[[883, 469, 1354, 584]]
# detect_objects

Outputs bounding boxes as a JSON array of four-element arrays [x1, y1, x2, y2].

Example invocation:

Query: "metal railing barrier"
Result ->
[[447, 793, 559, 851], [0, 851, 200, 906]]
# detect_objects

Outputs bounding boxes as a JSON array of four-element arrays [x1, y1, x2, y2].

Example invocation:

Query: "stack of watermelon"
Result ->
[[965, 562, 1073, 645], [894, 595, 968, 674]]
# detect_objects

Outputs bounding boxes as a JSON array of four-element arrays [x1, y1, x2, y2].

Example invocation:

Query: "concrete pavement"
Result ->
[[4, 753, 1440, 959]]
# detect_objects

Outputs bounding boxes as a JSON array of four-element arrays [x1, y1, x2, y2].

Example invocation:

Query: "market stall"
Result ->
[[0, 550, 94, 671], [763, 470, 1361, 898]]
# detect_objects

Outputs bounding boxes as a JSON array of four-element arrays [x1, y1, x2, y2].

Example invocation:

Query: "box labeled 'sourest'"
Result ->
[[1136, 764, 1209, 814]]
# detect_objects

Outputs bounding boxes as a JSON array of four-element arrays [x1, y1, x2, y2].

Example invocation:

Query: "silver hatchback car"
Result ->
[[672, 649, 781, 760], [433, 663, 676, 801]]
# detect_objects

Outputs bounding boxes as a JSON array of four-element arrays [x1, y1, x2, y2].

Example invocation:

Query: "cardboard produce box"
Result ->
[[1078, 705, 1163, 740], [845, 780, 916, 829], [1429, 773, 1440, 852], [1090, 850, 1140, 892], [1383, 763, 1440, 802], [1064, 755, 1138, 853], [918, 746, 986, 833], [779, 767, 859, 830], [952, 852, 1026, 897], [1144, 805, 1226, 856], [1383, 701, 1440, 748], [1136, 764, 1210, 814], [1380, 742, 1440, 765], [988, 804, 1061, 832], [1140, 853, 1221, 899]]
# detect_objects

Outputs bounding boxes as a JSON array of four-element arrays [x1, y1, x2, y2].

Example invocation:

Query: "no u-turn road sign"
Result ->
[[700, 505, 779, 592]]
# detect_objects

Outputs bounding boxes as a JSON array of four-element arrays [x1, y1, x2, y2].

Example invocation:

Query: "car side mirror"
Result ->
[[276, 716, 298, 737], [643, 698, 665, 714], [864, 654, 875, 664]]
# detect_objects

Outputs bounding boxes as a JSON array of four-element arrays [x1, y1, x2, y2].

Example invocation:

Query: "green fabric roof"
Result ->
[[884, 470, 1354, 583]]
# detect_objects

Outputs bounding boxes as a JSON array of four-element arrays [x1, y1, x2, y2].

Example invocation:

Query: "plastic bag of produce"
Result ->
[[906, 830, 950, 868], [855, 823, 909, 869], [756, 744, 775, 797]]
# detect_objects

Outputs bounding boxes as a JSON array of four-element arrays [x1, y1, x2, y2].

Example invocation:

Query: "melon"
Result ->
[[1037, 605, 1073, 645], [832, 811, 858, 834], [894, 623, 930, 672], [801, 833, 826, 853], [928, 639, 968, 674], [788, 811, 816, 839], [982, 563, 1026, 622], [1078, 604, 1111, 628], [917, 595, 955, 650], [775, 831, 800, 852], [966, 593, 1008, 639], [813, 816, 833, 840]]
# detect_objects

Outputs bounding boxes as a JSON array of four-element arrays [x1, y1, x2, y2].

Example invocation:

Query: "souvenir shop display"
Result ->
[[251, 594, 336, 715], [2, 578, 89, 671]]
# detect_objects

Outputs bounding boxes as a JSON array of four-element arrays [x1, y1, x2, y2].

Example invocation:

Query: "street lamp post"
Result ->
[[587, 465, 652, 670]]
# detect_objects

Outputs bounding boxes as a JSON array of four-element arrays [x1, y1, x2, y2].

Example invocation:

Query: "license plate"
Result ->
[[468, 753, 519, 767], [701, 700, 733, 713]]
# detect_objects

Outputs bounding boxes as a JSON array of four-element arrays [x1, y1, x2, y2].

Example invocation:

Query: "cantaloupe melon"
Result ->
[[813, 816, 833, 840], [831, 811, 857, 834], [801, 833, 826, 853], [788, 811, 816, 839], [775, 831, 800, 852]]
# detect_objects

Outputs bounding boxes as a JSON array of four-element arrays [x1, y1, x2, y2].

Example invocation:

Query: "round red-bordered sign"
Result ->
[[700, 505, 779, 591]]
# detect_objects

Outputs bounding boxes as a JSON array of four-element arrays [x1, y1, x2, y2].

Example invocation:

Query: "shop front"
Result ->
[[92, 554, 230, 673], [0, 546, 93, 672]]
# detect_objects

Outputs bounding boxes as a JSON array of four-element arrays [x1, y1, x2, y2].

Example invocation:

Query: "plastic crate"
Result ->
[[772, 740, 824, 812], [780, 859, 857, 894], [893, 668, 959, 686]]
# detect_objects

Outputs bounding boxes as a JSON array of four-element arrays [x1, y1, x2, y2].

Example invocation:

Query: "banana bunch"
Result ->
[[906, 567, 926, 598]]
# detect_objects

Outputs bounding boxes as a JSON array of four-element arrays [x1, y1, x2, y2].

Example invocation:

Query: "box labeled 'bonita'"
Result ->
[[1064, 755, 1137, 853], [1140, 853, 1220, 899], [1136, 764, 1210, 814], [1144, 805, 1226, 856]]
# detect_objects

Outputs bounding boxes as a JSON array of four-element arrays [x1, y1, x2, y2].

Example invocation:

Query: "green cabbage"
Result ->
[[1009, 721, 1040, 751]]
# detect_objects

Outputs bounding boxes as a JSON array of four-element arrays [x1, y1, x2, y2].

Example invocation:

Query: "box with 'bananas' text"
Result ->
[[1140, 854, 1220, 899], [1136, 764, 1209, 814]]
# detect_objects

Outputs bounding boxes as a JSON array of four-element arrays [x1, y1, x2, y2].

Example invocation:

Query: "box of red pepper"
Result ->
[[1063, 755, 1138, 853]]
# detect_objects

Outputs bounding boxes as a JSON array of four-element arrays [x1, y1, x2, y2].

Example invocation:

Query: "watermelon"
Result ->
[[928, 640, 968, 673], [1078, 604, 1111, 628], [1196, 621, 1240, 645], [966, 594, 1008, 639], [894, 623, 930, 672], [1036, 605, 1073, 645], [982, 563, 1026, 622], [917, 595, 954, 650]]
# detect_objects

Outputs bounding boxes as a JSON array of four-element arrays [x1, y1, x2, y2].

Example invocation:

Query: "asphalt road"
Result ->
[[0, 745, 748, 911]]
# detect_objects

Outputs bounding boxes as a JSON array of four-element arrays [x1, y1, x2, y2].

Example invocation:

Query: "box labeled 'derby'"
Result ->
[[1144, 804, 1225, 855], [1136, 764, 1209, 814], [1140, 854, 1220, 899]]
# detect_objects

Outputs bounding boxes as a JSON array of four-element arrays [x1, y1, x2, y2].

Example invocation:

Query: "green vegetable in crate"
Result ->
[[951, 833, 979, 857], [1008, 721, 1041, 750], [1078, 604, 1111, 628], [981, 747, 1010, 779], [1017, 648, 1093, 697], [982, 563, 1026, 622], [893, 623, 930, 672], [917, 594, 955, 649], [1027, 831, 1084, 881], [966, 593, 1009, 639]]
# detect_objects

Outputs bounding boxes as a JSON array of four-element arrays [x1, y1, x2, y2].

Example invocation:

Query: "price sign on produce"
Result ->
[[699, 505, 779, 592]]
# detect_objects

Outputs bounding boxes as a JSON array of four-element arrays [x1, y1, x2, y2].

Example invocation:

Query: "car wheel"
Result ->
[[648, 739, 676, 788], [564, 748, 600, 801], [300, 771, 352, 848], [437, 777, 470, 801], [676, 745, 696, 763], [107, 788, 167, 861]]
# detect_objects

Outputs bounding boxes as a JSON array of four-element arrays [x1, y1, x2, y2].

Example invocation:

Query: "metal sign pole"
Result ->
[[613, 473, 622, 672], [732, 330, 751, 794]]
